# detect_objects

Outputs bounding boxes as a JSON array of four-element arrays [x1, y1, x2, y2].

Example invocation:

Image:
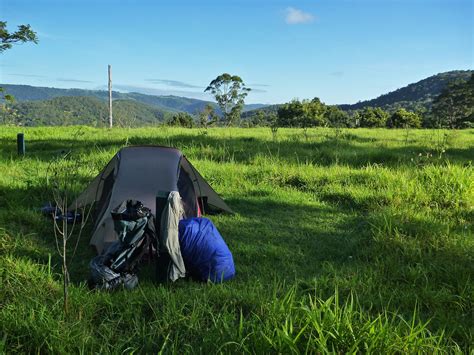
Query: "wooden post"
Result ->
[[108, 64, 113, 128]]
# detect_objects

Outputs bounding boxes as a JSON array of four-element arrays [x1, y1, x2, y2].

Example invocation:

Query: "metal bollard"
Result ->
[[17, 133, 25, 156]]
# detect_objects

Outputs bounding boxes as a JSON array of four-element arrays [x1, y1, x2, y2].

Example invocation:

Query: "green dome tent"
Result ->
[[69, 146, 232, 253]]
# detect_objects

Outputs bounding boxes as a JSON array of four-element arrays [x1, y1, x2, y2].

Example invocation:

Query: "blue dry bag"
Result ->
[[178, 217, 235, 283]]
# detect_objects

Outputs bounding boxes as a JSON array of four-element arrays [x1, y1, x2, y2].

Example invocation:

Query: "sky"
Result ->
[[1, 0, 472, 104]]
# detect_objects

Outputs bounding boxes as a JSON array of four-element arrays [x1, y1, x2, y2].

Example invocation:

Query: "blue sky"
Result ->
[[1, 0, 472, 104]]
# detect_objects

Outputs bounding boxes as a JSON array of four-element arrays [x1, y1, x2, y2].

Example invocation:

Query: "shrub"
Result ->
[[387, 108, 422, 128], [167, 112, 194, 128], [357, 107, 389, 128]]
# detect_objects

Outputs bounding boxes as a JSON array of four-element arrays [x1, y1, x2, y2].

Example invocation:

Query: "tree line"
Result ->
[[167, 72, 473, 129], [194, 74, 474, 129]]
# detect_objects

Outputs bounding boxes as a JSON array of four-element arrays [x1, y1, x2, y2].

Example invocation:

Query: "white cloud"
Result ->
[[285, 7, 314, 25], [57, 78, 93, 83], [145, 79, 202, 89]]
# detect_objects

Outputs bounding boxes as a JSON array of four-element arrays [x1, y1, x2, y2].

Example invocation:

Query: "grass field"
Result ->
[[0, 126, 473, 353]]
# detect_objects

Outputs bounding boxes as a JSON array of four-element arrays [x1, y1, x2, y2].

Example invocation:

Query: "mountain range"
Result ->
[[338, 70, 473, 112], [243, 70, 473, 118], [1, 69, 472, 126], [1, 84, 266, 114]]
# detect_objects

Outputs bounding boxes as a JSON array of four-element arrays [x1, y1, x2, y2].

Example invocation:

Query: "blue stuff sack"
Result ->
[[178, 217, 235, 283]]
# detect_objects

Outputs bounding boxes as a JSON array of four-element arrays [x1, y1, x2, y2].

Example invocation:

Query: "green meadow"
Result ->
[[1, 126, 473, 353]]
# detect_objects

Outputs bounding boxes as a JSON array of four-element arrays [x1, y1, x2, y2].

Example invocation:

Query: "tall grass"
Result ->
[[0, 127, 472, 352]]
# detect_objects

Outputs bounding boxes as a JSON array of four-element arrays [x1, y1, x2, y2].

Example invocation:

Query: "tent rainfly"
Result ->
[[69, 146, 232, 253]]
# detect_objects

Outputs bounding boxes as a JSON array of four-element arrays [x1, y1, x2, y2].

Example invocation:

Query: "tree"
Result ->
[[387, 108, 422, 128], [46, 145, 94, 315], [1, 21, 38, 118], [205, 73, 251, 125], [198, 104, 218, 128], [277, 98, 327, 128], [430, 74, 474, 128], [1, 21, 38, 53], [357, 107, 389, 127], [325, 105, 351, 128], [167, 112, 194, 128], [250, 110, 266, 126], [277, 99, 304, 127], [301, 98, 327, 128]]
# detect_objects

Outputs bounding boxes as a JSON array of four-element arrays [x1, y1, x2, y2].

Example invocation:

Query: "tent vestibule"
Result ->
[[70, 146, 232, 253]]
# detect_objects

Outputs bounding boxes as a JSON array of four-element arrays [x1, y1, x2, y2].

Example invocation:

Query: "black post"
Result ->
[[17, 133, 25, 156]]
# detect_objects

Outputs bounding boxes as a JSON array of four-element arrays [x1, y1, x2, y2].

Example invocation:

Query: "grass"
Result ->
[[0, 126, 473, 353]]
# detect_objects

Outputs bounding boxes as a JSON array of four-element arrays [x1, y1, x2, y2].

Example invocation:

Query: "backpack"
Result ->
[[89, 200, 157, 290]]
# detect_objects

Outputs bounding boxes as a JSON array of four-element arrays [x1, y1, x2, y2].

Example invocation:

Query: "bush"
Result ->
[[167, 112, 194, 128], [277, 98, 327, 128], [387, 108, 422, 128], [357, 107, 389, 127]]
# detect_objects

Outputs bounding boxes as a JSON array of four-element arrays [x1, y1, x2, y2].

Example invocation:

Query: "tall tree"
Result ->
[[205, 73, 251, 125], [1, 21, 38, 108], [0, 21, 38, 53]]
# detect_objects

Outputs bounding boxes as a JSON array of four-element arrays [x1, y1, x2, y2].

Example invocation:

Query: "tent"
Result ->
[[70, 146, 232, 253]]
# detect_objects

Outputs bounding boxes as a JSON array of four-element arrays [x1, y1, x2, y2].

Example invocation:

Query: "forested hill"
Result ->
[[339, 70, 473, 112], [2, 70, 472, 126], [0, 84, 266, 114], [1, 96, 169, 126]]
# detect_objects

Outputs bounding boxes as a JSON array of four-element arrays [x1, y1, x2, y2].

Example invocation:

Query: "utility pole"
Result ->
[[108, 64, 113, 128]]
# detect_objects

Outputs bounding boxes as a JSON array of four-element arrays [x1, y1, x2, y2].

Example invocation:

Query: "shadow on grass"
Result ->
[[0, 181, 367, 284], [221, 197, 369, 280]]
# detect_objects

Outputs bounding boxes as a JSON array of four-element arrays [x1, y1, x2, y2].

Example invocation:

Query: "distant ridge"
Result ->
[[338, 70, 473, 112], [0, 84, 267, 114], [1, 96, 168, 126], [2, 70, 472, 126], [241, 70, 473, 118]]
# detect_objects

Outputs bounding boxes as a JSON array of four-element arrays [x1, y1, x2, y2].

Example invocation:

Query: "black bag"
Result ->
[[89, 200, 157, 290]]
